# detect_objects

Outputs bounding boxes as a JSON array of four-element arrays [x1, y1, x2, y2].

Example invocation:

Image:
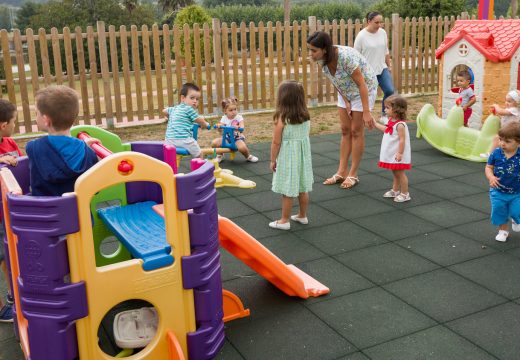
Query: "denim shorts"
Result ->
[[489, 188, 520, 226]]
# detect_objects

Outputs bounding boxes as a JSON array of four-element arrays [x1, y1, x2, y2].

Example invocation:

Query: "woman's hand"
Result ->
[[363, 111, 374, 130]]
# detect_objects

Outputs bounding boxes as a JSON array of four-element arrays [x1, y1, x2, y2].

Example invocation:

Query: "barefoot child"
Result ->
[[373, 95, 412, 202], [211, 97, 258, 163], [269, 81, 313, 230]]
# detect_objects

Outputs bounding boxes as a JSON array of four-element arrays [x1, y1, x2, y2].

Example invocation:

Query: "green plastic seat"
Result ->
[[416, 104, 500, 162]]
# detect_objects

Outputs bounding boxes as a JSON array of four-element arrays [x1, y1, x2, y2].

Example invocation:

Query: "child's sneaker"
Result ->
[[513, 220, 520, 232], [290, 215, 309, 224], [0, 303, 13, 323], [383, 189, 400, 198], [247, 154, 259, 163], [495, 230, 509, 242], [216, 155, 223, 163], [479, 153, 490, 159], [6, 293, 13, 304], [394, 193, 411, 203]]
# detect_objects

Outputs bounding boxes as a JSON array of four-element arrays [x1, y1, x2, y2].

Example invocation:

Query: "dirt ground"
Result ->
[[14, 94, 436, 152]]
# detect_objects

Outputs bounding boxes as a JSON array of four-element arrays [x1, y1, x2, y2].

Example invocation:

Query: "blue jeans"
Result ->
[[377, 68, 395, 114]]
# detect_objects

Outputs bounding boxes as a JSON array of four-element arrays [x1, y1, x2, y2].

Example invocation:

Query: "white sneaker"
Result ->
[[479, 153, 490, 159], [394, 193, 411, 203], [495, 230, 509, 242], [216, 155, 223, 163], [383, 189, 400, 198], [269, 221, 290, 230], [247, 154, 259, 163], [290, 215, 308, 224], [512, 220, 520, 232]]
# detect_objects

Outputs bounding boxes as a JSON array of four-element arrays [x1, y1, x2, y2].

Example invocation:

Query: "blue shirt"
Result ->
[[164, 103, 200, 140], [488, 147, 520, 194]]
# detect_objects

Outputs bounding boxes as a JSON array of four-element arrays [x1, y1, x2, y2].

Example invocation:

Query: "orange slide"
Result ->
[[218, 216, 330, 298]]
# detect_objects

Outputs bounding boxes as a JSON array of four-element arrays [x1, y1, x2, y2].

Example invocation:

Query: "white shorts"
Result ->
[[337, 90, 376, 112], [166, 138, 201, 157]]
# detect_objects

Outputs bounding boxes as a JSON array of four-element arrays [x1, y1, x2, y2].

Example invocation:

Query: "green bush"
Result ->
[[173, 5, 212, 64]]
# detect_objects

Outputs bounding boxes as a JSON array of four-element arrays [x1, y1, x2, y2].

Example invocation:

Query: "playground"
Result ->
[[2, 122, 520, 360]]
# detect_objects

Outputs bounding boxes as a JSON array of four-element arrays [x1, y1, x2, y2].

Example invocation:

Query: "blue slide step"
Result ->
[[97, 201, 173, 271]]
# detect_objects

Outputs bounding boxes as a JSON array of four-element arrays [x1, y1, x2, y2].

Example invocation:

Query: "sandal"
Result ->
[[323, 174, 345, 185], [340, 176, 359, 189]]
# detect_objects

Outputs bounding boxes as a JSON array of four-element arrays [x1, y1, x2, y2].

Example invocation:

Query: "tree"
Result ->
[[371, 0, 466, 18], [173, 5, 212, 62], [0, 5, 14, 31], [15, 2, 42, 31], [203, 0, 276, 7], [158, 0, 194, 11]]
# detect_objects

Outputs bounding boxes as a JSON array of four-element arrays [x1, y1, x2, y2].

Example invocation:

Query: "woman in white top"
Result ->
[[354, 11, 395, 114]]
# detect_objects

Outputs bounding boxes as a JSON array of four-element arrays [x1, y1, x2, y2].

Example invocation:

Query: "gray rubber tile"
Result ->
[[449, 253, 520, 299], [217, 197, 257, 219], [446, 302, 520, 360], [237, 190, 282, 212], [410, 150, 452, 166], [263, 203, 344, 230], [336, 353, 371, 360], [353, 210, 441, 241], [415, 160, 480, 178], [451, 192, 491, 214], [224, 175, 274, 196], [320, 194, 395, 220], [383, 269, 506, 322], [396, 230, 495, 266], [225, 307, 356, 360], [451, 172, 489, 190], [450, 219, 520, 251], [334, 243, 439, 285], [377, 167, 444, 184], [367, 187, 443, 209], [0, 337, 24, 360], [364, 325, 496, 360], [219, 248, 256, 281], [231, 213, 285, 240], [294, 221, 387, 255], [413, 179, 483, 199], [214, 341, 245, 360], [403, 201, 488, 228], [309, 287, 436, 349], [255, 232, 325, 265]]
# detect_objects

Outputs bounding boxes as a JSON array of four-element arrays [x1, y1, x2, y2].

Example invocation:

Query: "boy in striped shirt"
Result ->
[[163, 83, 210, 157]]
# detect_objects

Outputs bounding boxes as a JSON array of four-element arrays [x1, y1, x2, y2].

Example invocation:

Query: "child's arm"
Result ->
[[485, 164, 500, 188], [195, 116, 210, 129], [463, 96, 476, 111], [371, 118, 387, 133], [395, 124, 406, 162], [162, 108, 169, 118], [0, 155, 18, 166], [491, 105, 514, 117], [270, 118, 284, 172]]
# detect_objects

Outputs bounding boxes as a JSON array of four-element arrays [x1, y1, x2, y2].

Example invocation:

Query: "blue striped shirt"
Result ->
[[165, 103, 199, 140]]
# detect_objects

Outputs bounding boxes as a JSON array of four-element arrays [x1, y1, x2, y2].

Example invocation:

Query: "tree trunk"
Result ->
[[512, 0, 518, 16]]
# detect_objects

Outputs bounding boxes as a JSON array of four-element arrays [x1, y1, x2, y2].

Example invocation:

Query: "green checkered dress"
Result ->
[[272, 120, 313, 197]]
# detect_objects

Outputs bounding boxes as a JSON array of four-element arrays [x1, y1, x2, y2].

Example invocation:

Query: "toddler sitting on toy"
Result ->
[[163, 83, 210, 158], [211, 97, 258, 163]]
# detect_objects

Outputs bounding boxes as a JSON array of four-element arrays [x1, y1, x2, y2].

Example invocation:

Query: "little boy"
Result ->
[[485, 121, 520, 242], [456, 70, 476, 127], [163, 83, 210, 158], [26, 85, 98, 196], [0, 99, 22, 322]]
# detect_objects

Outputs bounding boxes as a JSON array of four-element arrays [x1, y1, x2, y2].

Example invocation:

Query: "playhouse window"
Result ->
[[450, 64, 474, 89], [458, 43, 469, 57]]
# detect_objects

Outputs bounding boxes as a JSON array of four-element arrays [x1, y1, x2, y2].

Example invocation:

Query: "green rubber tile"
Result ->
[[0, 324, 16, 342], [449, 253, 520, 299], [363, 144, 382, 156], [214, 341, 245, 360], [216, 188, 232, 200], [396, 230, 495, 266], [403, 202, 488, 228], [237, 190, 282, 212], [451, 173, 489, 190], [217, 198, 257, 219], [225, 307, 356, 360], [310, 141, 343, 154], [311, 153, 338, 166], [384, 269, 506, 322], [311, 133, 342, 142], [352, 210, 441, 241], [297, 257, 374, 304], [409, 139, 437, 151], [415, 160, 480, 178], [294, 221, 387, 255], [263, 203, 344, 230], [507, 247, 520, 260], [231, 213, 286, 240], [451, 193, 491, 214], [446, 302, 520, 360], [334, 243, 439, 285], [377, 167, 444, 184], [412, 179, 483, 200], [336, 352, 371, 360], [411, 150, 453, 166], [241, 161, 273, 176], [254, 232, 325, 265], [247, 142, 272, 152], [450, 220, 520, 251], [0, 337, 24, 360], [309, 287, 436, 349], [219, 247, 256, 282], [320, 194, 395, 220], [364, 325, 496, 360]]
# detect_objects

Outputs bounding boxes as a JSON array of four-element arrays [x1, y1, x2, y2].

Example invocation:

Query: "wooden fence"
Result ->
[[1, 14, 471, 134]]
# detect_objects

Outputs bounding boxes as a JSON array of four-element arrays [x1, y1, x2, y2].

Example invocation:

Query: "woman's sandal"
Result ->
[[323, 174, 345, 185], [340, 176, 360, 189]]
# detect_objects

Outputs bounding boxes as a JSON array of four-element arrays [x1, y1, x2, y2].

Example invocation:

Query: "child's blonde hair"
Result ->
[[507, 90, 520, 106], [221, 97, 239, 112], [273, 80, 309, 125], [384, 95, 407, 120]]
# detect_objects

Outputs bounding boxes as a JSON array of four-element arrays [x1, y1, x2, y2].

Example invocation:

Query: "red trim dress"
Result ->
[[378, 118, 411, 170]]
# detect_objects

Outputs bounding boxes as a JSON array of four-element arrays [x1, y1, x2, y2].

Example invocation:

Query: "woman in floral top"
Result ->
[[307, 31, 377, 189]]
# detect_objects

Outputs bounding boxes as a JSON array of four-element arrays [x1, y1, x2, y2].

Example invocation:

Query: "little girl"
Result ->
[[269, 80, 314, 230], [373, 95, 412, 203], [480, 90, 520, 158], [211, 97, 258, 163]]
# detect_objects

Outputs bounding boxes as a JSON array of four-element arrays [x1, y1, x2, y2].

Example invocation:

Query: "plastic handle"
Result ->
[[490, 106, 497, 115], [77, 132, 112, 158], [213, 124, 244, 132], [455, 97, 462, 106]]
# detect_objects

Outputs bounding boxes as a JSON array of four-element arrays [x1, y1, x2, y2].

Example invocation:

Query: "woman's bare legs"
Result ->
[[336, 107, 353, 178], [347, 111, 366, 178]]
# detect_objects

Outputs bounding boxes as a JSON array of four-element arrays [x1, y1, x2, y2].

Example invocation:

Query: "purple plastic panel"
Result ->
[[7, 194, 88, 360], [177, 161, 225, 359], [127, 142, 167, 205]]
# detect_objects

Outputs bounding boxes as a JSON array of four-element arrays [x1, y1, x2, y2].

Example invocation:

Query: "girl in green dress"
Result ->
[[269, 81, 314, 230]]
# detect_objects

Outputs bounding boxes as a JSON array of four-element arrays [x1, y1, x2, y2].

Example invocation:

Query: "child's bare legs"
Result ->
[[280, 196, 293, 224], [211, 138, 223, 148], [296, 192, 309, 218], [393, 169, 409, 194], [235, 140, 251, 158]]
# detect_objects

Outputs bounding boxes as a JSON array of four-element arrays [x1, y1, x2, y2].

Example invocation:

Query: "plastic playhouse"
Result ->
[[0, 128, 329, 360]]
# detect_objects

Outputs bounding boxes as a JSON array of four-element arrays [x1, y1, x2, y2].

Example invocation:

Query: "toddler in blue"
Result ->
[[485, 121, 520, 242]]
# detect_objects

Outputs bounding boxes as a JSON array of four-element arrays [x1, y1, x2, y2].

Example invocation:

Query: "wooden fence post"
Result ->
[[97, 21, 114, 128], [391, 13, 401, 93], [308, 16, 317, 106], [212, 18, 223, 113]]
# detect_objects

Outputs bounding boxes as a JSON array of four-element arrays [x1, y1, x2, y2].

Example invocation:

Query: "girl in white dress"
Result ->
[[373, 95, 412, 202]]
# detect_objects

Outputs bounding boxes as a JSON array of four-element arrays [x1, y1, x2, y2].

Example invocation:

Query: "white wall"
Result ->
[[510, 46, 520, 91]]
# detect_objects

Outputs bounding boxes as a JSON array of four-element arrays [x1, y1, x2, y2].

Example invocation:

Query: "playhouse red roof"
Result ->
[[435, 19, 520, 62]]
